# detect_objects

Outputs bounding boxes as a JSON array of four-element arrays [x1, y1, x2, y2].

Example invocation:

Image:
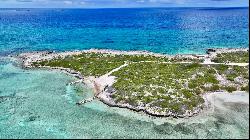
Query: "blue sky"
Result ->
[[0, 0, 248, 8]]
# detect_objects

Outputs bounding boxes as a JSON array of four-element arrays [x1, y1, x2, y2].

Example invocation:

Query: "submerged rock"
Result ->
[[174, 123, 194, 135], [154, 122, 174, 135], [28, 115, 40, 122]]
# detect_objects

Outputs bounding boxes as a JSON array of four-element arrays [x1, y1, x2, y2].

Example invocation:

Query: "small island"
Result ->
[[17, 48, 249, 118]]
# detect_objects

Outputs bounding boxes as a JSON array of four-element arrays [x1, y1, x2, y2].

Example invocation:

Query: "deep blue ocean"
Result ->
[[0, 8, 249, 55]]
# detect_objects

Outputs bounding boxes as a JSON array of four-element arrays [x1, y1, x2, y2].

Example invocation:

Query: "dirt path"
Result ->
[[133, 60, 249, 67]]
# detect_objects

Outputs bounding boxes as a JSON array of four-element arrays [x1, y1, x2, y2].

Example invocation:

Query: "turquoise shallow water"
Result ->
[[0, 58, 249, 139]]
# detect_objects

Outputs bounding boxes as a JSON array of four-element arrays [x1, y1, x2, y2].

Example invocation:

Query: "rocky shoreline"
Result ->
[[206, 47, 248, 55], [98, 90, 204, 118], [16, 48, 249, 118]]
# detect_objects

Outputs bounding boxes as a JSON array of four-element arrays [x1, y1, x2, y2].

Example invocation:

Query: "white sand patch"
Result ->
[[95, 75, 116, 89], [92, 62, 128, 92], [203, 92, 249, 111]]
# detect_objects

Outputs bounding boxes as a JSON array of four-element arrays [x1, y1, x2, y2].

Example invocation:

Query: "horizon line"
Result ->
[[0, 6, 249, 9]]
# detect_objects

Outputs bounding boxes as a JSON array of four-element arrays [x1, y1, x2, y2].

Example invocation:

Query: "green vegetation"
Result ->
[[241, 85, 249, 92], [111, 63, 218, 113], [214, 65, 249, 84], [32, 52, 249, 116], [222, 86, 237, 93], [212, 51, 249, 63], [170, 57, 204, 63], [32, 53, 170, 77], [110, 63, 248, 114]]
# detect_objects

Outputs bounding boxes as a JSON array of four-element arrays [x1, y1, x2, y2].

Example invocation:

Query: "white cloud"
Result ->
[[137, 0, 145, 3], [149, 0, 185, 4], [79, 1, 86, 5], [0, 0, 248, 8], [63, 0, 72, 5]]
